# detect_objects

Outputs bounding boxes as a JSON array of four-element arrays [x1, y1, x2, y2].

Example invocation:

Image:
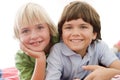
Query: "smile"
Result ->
[[70, 39, 83, 42], [30, 41, 43, 46]]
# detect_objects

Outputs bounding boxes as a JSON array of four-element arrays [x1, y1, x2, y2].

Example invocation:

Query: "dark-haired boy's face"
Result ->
[[62, 18, 97, 55]]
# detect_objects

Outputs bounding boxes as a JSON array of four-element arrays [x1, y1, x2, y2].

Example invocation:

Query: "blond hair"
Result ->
[[14, 2, 57, 39]]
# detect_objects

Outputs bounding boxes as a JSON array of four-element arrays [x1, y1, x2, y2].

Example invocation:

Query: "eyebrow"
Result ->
[[63, 23, 89, 26]]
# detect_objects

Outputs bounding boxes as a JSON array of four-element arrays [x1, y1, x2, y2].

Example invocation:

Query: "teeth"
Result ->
[[32, 42, 40, 46], [71, 40, 81, 42]]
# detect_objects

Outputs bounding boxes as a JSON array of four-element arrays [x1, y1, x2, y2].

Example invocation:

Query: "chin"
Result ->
[[30, 48, 43, 52]]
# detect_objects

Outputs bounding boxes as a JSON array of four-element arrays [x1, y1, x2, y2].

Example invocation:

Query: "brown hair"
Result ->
[[58, 1, 101, 43]]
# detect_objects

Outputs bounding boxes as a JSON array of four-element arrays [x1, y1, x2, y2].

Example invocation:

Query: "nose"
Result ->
[[30, 30, 39, 39], [72, 28, 80, 36]]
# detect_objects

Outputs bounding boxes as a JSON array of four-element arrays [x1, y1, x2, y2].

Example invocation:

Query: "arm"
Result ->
[[114, 42, 120, 52], [19, 43, 46, 80], [109, 59, 120, 69], [31, 53, 46, 80], [83, 65, 120, 80], [82, 42, 120, 80], [112, 42, 120, 53]]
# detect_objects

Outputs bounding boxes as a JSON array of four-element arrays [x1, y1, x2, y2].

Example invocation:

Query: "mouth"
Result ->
[[70, 39, 83, 43], [30, 41, 43, 46]]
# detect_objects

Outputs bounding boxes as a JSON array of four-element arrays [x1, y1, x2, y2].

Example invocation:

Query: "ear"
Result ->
[[92, 32, 97, 40]]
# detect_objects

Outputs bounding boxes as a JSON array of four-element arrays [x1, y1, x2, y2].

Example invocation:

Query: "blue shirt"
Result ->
[[116, 52, 120, 59], [45, 40, 118, 80]]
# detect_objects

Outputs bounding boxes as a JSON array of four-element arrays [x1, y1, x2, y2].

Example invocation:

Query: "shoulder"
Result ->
[[16, 50, 28, 58], [93, 40, 109, 48], [89, 40, 110, 55], [49, 42, 65, 56], [51, 41, 64, 49], [15, 50, 35, 62]]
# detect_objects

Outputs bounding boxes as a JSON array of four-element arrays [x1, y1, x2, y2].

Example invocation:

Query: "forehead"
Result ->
[[63, 18, 89, 25], [18, 12, 47, 29], [19, 19, 46, 28]]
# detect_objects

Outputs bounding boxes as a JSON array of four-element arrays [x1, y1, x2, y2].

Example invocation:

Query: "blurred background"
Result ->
[[0, 0, 119, 68]]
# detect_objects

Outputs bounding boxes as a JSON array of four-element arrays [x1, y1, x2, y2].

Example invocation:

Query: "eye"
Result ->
[[80, 25, 88, 29], [63, 26, 72, 30], [21, 29, 29, 34], [37, 25, 44, 30]]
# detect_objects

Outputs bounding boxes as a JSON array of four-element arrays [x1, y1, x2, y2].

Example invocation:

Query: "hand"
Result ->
[[20, 43, 45, 58], [73, 79, 80, 80], [82, 65, 115, 80], [114, 44, 120, 52]]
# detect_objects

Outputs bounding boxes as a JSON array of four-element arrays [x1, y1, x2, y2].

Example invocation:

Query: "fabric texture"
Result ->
[[15, 50, 36, 80], [0, 67, 19, 80], [46, 40, 118, 80], [15, 36, 58, 80]]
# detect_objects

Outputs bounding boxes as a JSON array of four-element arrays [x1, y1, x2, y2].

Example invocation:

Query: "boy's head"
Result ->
[[14, 2, 57, 40], [58, 1, 101, 43]]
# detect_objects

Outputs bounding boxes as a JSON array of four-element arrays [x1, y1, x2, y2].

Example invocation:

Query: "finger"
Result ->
[[82, 65, 100, 71], [20, 43, 34, 55], [20, 43, 42, 58], [84, 72, 94, 80]]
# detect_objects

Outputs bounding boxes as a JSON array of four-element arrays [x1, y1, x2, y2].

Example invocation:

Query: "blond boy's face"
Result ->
[[62, 18, 97, 56], [19, 23, 50, 52]]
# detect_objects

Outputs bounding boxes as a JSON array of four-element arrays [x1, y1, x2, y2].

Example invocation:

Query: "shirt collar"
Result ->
[[60, 41, 95, 58]]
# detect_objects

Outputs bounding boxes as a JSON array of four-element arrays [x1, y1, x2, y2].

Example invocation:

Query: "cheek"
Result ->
[[85, 33, 95, 43], [62, 31, 68, 39], [41, 30, 51, 42], [19, 35, 28, 43], [44, 29, 51, 39], [45, 34, 51, 42]]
